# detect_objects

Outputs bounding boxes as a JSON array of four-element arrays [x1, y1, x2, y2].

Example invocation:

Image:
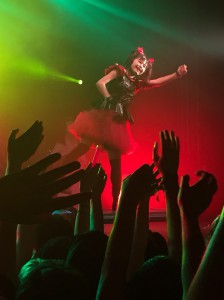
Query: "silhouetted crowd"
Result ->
[[0, 121, 221, 300]]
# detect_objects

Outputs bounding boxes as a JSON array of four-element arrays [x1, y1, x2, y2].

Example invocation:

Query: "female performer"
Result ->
[[66, 47, 187, 211]]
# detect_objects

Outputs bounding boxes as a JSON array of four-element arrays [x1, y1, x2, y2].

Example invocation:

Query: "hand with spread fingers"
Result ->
[[0, 153, 91, 223], [75, 163, 107, 234], [80, 163, 102, 193], [153, 130, 180, 177], [178, 171, 218, 218], [178, 171, 218, 297], [92, 165, 107, 199], [6, 120, 44, 173], [153, 130, 181, 264], [120, 163, 160, 207]]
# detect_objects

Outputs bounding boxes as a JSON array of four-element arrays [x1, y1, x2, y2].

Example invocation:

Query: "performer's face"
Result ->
[[130, 57, 147, 75]]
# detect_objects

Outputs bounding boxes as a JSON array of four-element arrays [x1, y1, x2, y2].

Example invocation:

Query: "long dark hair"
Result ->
[[124, 47, 154, 83]]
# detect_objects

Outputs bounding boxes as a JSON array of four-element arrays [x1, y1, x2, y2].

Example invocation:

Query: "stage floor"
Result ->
[[103, 210, 211, 241]]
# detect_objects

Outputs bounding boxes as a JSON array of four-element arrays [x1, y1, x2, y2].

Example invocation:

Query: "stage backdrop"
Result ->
[[0, 0, 223, 223]]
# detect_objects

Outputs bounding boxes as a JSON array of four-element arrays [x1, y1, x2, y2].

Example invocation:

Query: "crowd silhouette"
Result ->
[[0, 120, 221, 300]]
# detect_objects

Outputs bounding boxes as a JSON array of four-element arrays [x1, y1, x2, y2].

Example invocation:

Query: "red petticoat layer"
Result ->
[[68, 109, 136, 155]]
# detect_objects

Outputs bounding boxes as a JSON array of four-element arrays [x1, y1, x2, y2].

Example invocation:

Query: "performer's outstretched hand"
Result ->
[[176, 64, 188, 77]]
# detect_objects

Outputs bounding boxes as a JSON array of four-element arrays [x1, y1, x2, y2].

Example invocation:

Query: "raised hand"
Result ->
[[90, 165, 107, 232], [97, 164, 160, 300], [153, 130, 179, 177], [178, 171, 218, 218], [120, 163, 160, 207], [92, 165, 107, 199], [0, 153, 91, 223], [153, 130, 181, 264], [80, 163, 102, 193], [7, 120, 44, 172], [178, 171, 217, 297], [80, 163, 107, 196]]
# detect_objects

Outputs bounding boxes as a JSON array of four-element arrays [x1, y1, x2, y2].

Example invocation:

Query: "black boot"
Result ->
[[109, 158, 122, 212]]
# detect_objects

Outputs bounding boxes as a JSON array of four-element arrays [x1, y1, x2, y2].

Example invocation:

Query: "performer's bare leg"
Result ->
[[107, 150, 122, 212]]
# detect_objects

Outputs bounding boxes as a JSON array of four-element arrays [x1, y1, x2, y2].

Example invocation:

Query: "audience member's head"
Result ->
[[144, 230, 168, 261], [33, 236, 73, 260], [0, 273, 15, 300], [127, 255, 183, 300], [66, 230, 108, 299], [33, 215, 73, 254], [17, 259, 89, 300]]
